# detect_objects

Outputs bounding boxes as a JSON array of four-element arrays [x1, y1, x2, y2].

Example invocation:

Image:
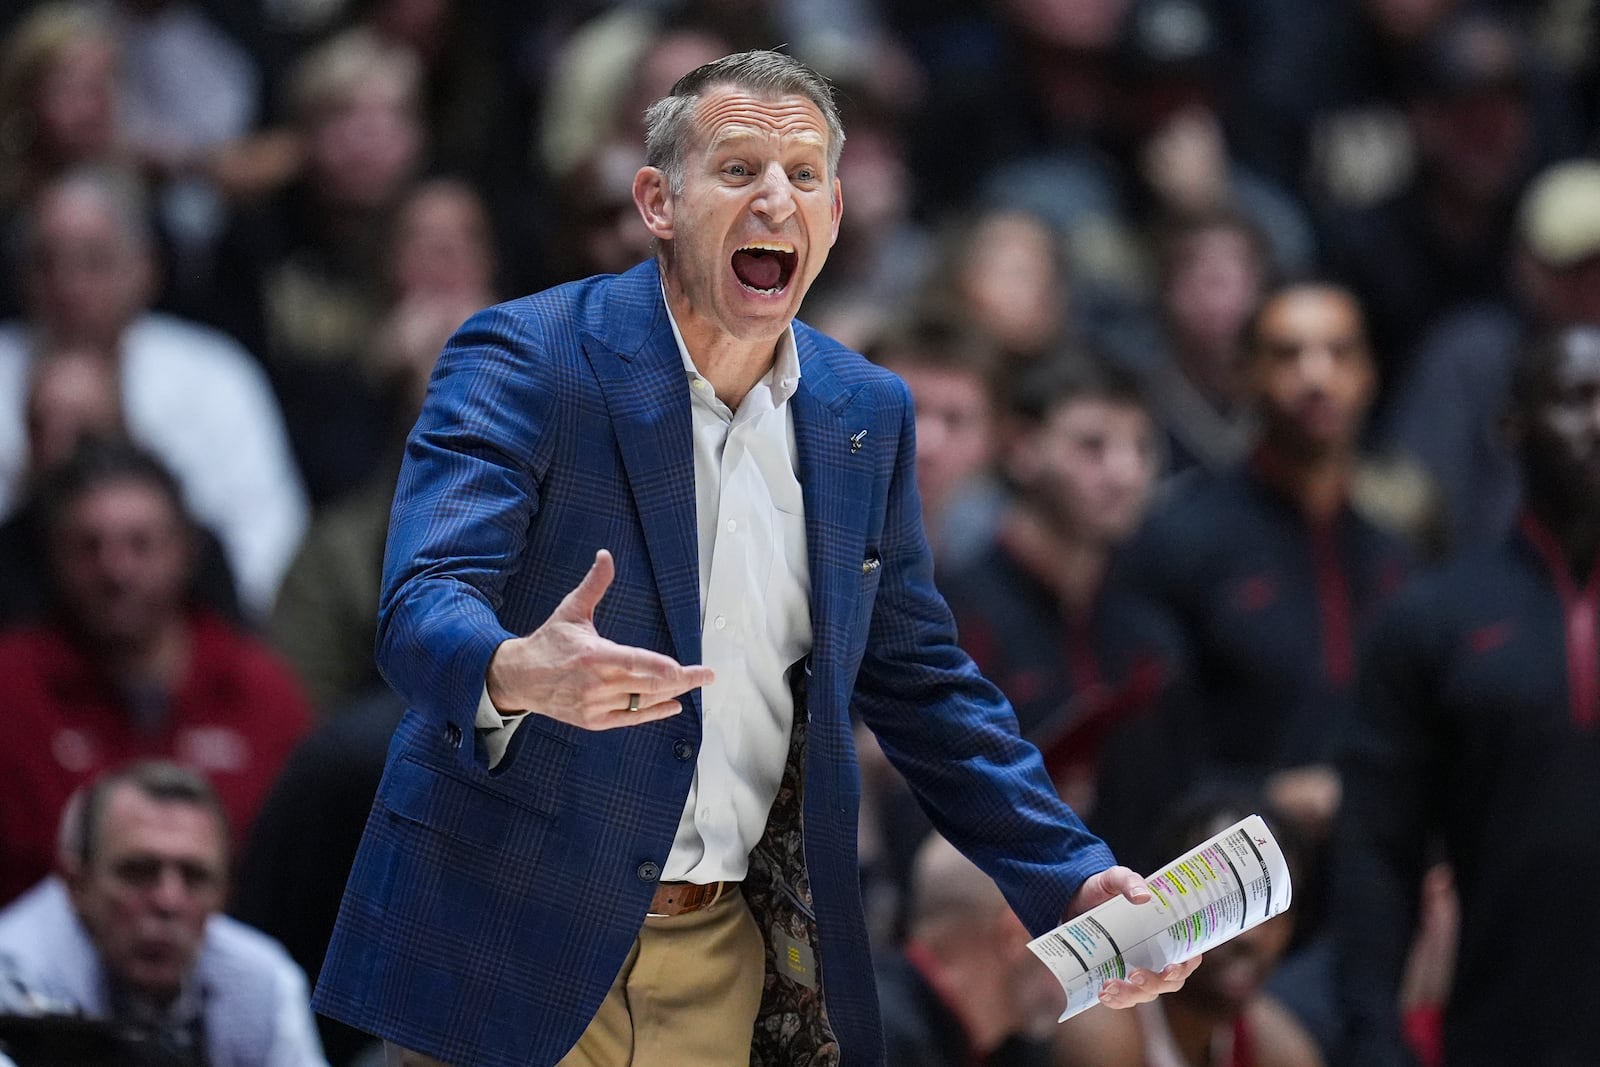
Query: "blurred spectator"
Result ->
[[0, 2, 277, 324], [0, 343, 239, 629], [0, 3, 123, 316], [212, 27, 426, 502], [109, 0, 259, 171], [375, 175, 496, 309], [875, 833, 1059, 1067], [1125, 280, 1418, 1056], [1054, 790, 1321, 1067], [1382, 156, 1600, 550], [1337, 324, 1600, 1066], [800, 83, 933, 335], [268, 176, 492, 715], [0, 165, 308, 618], [540, 18, 728, 189], [924, 207, 1075, 367], [0, 4, 119, 193], [1112, 0, 1317, 276], [554, 138, 657, 280], [0, 760, 326, 1065], [233, 688, 404, 1066], [904, 0, 1130, 218], [1138, 209, 1273, 478], [1126, 281, 1412, 842], [352, 0, 521, 188], [1266, 0, 1462, 204], [860, 355, 1183, 939], [0, 438, 313, 904], [1300, 0, 1580, 210], [107, 0, 261, 303], [866, 315, 1003, 570], [939, 355, 1180, 854], [542, 25, 727, 286], [1317, 11, 1576, 376]]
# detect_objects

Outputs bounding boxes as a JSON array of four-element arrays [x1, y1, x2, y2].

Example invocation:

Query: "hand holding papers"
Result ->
[[1030, 815, 1292, 1021]]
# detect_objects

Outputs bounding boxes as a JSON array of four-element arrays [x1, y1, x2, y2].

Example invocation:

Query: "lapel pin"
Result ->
[[849, 429, 867, 454]]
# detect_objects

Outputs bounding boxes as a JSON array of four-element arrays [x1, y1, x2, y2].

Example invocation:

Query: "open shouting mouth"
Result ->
[[731, 241, 797, 295]]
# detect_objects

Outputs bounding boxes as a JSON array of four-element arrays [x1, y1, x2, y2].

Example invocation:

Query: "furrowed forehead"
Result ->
[[695, 90, 830, 153]]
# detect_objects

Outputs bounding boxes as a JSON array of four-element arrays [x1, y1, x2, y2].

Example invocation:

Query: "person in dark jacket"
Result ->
[[1335, 323, 1600, 1066]]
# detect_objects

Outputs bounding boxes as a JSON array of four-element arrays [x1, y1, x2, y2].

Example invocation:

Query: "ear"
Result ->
[[633, 166, 675, 242], [62, 853, 88, 911], [828, 176, 843, 248]]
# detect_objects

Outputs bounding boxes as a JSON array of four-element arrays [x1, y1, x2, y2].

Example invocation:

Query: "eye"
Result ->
[[794, 166, 817, 182], [179, 862, 219, 891], [114, 857, 162, 888], [725, 162, 750, 178]]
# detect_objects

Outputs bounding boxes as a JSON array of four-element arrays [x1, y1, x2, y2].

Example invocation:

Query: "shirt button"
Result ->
[[726, 519, 738, 532], [673, 738, 694, 761], [443, 723, 463, 749], [636, 861, 660, 882], [714, 615, 726, 630]]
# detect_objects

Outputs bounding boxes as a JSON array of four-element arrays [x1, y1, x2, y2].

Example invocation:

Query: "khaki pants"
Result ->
[[384, 888, 765, 1067]]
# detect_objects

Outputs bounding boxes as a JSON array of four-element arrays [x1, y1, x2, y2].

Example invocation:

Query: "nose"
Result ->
[[97, 538, 144, 586], [1297, 345, 1336, 386], [149, 866, 189, 914], [1105, 437, 1151, 491], [751, 162, 796, 225]]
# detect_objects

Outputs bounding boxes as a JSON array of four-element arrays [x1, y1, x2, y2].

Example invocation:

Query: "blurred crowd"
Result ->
[[0, 0, 1596, 1064]]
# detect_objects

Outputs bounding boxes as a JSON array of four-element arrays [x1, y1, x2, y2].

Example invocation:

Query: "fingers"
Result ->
[[492, 549, 722, 731], [1068, 864, 1149, 917], [1098, 865, 1152, 905], [555, 549, 617, 623], [605, 642, 715, 688], [574, 693, 687, 731], [1096, 956, 1200, 1009]]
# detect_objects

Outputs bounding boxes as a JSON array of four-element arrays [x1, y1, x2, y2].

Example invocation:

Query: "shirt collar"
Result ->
[[661, 284, 802, 405]]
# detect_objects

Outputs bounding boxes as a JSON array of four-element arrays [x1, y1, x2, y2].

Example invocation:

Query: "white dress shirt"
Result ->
[[661, 302, 812, 882], [478, 295, 811, 883]]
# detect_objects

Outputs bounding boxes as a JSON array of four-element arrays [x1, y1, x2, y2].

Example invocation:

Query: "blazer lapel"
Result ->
[[792, 336, 874, 711], [581, 263, 703, 677]]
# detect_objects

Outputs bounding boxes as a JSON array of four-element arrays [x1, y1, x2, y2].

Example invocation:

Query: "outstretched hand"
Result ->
[[1067, 865, 1201, 1009], [485, 550, 715, 729]]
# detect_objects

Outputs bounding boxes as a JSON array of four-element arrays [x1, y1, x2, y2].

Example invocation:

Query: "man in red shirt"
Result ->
[[0, 437, 312, 904]]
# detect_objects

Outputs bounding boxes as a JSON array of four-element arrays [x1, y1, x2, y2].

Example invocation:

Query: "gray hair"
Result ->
[[643, 50, 845, 194], [67, 760, 229, 868]]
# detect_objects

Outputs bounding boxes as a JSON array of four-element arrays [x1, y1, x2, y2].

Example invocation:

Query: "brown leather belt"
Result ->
[[648, 880, 733, 918]]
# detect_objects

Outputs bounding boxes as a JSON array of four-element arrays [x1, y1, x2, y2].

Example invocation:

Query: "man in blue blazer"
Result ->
[[313, 50, 1195, 1067]]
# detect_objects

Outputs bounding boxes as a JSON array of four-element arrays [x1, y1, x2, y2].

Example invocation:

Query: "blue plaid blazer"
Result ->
[[312, 260, 1115, 1066]]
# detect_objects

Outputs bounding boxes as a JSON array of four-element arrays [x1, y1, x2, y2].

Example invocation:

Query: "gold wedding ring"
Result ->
[[627, 693, 641, 713]]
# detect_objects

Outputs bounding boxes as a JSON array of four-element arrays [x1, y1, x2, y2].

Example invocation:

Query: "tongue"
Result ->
[[732, 250, 783, 290]]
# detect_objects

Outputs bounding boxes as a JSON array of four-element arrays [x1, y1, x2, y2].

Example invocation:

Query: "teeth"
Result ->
[[740, 241, 795, 253]]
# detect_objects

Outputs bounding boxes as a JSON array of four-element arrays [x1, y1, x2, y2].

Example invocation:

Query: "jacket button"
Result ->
[[444, 723, 463, 748], [672, 738, 694, 761], [636, 861, 660, 882]]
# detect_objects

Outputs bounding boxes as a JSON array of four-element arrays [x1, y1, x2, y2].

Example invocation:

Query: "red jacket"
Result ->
[[0, 611, 313, 904]]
